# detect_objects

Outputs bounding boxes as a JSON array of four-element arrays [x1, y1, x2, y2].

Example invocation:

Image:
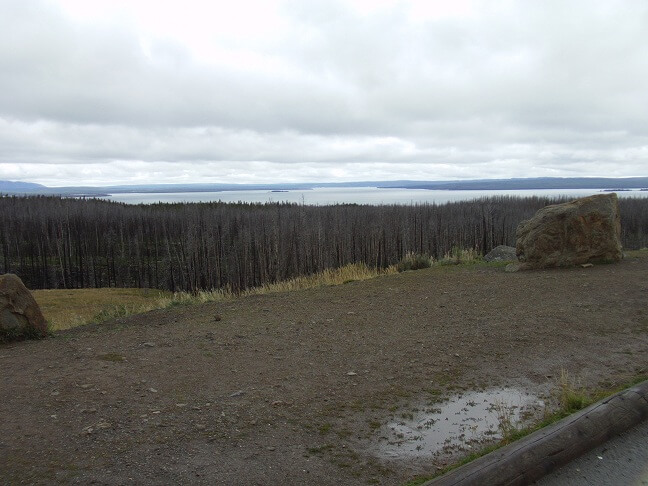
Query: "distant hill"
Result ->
[[0, 180, 47, 192], [2, 177, 648, 195], [388, 177, 648, 190]]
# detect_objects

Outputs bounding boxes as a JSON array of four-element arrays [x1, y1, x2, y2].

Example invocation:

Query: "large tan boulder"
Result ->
[[0, 274, 48, 342], [515, 193, 622, 270]]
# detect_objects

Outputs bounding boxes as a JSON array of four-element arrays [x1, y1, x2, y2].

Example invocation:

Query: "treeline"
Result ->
[[2, 195, 647, 292]]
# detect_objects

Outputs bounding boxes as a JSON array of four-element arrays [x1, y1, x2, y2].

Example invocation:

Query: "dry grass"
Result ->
[[440, 246, 481, 265], [161, 262, 397, 307], [31, 263, 396, 331], [32, 288, 171, 331], [32, 254, 493, 331]]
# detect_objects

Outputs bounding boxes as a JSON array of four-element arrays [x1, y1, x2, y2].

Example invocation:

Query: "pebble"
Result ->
[[346, 371, 357, 376]]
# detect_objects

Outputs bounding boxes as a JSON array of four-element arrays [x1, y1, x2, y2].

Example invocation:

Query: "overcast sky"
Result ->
[[1, 0, 647, 186]]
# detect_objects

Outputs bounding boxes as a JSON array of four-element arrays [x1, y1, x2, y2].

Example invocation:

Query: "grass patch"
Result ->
[[0, 322, 50, 344], [396, 252, 434, 272], [31, 263, 397, 331], [32, 288, 171, 331], [156, 263, 397, 308], [318, 423, 332, 435], [31, 252, 524, 333], [439, 246, 482, 266], [307, 444, 335, 455], [625, 248, 648, 258]]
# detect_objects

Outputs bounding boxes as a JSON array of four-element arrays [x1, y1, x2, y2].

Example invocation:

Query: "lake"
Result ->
[[103, 187, 648, 206]]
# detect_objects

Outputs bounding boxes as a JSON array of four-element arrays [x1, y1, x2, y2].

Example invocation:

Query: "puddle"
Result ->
[[375, 388, 544, 459]]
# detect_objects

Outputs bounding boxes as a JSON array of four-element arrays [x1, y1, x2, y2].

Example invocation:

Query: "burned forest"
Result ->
[[2, 195, 647, 292]]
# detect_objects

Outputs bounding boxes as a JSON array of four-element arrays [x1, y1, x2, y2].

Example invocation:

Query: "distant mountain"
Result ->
[[0, 180, 47, 192], [388, 177, 648, 190], [2, 177, 647, 195]]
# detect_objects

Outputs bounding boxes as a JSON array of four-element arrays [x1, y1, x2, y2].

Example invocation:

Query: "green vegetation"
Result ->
[[0, 321, 50, 344], [396, 252, 433, 272], [439, 246, 481, 265]]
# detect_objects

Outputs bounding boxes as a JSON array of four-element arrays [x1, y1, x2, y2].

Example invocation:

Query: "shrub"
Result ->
[[396, 252, 433, 272], [439, 247, 481, 265]]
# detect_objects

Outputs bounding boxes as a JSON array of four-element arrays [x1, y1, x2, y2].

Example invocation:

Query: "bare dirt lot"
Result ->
[[2, 254, 648, 485]]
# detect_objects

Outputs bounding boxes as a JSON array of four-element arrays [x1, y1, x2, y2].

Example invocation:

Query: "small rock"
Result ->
[[176, 403, 187, 408], [149, 388, 158, 393], [230, 390, 245, 397], [266, 447, 276, 451], [346, 371, 357, 376], [504, 263, 520, 273], [581, 263, 594, 268], [271, 400, 292, 407], [214, 315, 222, 322], [141, 342, 156, 347], [484, 245, 518, 262]]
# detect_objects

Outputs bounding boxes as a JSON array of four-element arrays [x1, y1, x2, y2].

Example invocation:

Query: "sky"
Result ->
[[0, 0, 647, 187]]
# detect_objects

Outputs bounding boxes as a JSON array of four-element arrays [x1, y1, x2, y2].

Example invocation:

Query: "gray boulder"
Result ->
[[0, 274, 48, 341], [484, 245, 518, 262], [515, 193, 622, 270]]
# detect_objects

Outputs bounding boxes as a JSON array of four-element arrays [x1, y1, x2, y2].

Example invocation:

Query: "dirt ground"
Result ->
[[2, 254, 648, 485]]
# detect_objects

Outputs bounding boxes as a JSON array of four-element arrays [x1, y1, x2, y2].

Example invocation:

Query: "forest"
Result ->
[[2, 194, 648, 292]]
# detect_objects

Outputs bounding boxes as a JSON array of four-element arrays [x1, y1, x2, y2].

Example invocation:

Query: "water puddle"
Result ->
[[375, 388, 544, 459]]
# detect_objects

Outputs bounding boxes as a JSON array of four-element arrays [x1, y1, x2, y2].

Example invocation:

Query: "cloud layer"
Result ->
[[1, 0, 647, 185]]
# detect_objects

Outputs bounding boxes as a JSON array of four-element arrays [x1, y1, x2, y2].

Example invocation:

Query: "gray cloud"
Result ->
[[1, 0, 647, 185]]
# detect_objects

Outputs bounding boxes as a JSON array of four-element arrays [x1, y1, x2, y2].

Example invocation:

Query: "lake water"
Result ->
[[103, 187, 648, 206]]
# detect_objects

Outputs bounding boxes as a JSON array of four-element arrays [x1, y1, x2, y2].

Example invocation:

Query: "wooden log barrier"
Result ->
[[426, 380, 648, 486]]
